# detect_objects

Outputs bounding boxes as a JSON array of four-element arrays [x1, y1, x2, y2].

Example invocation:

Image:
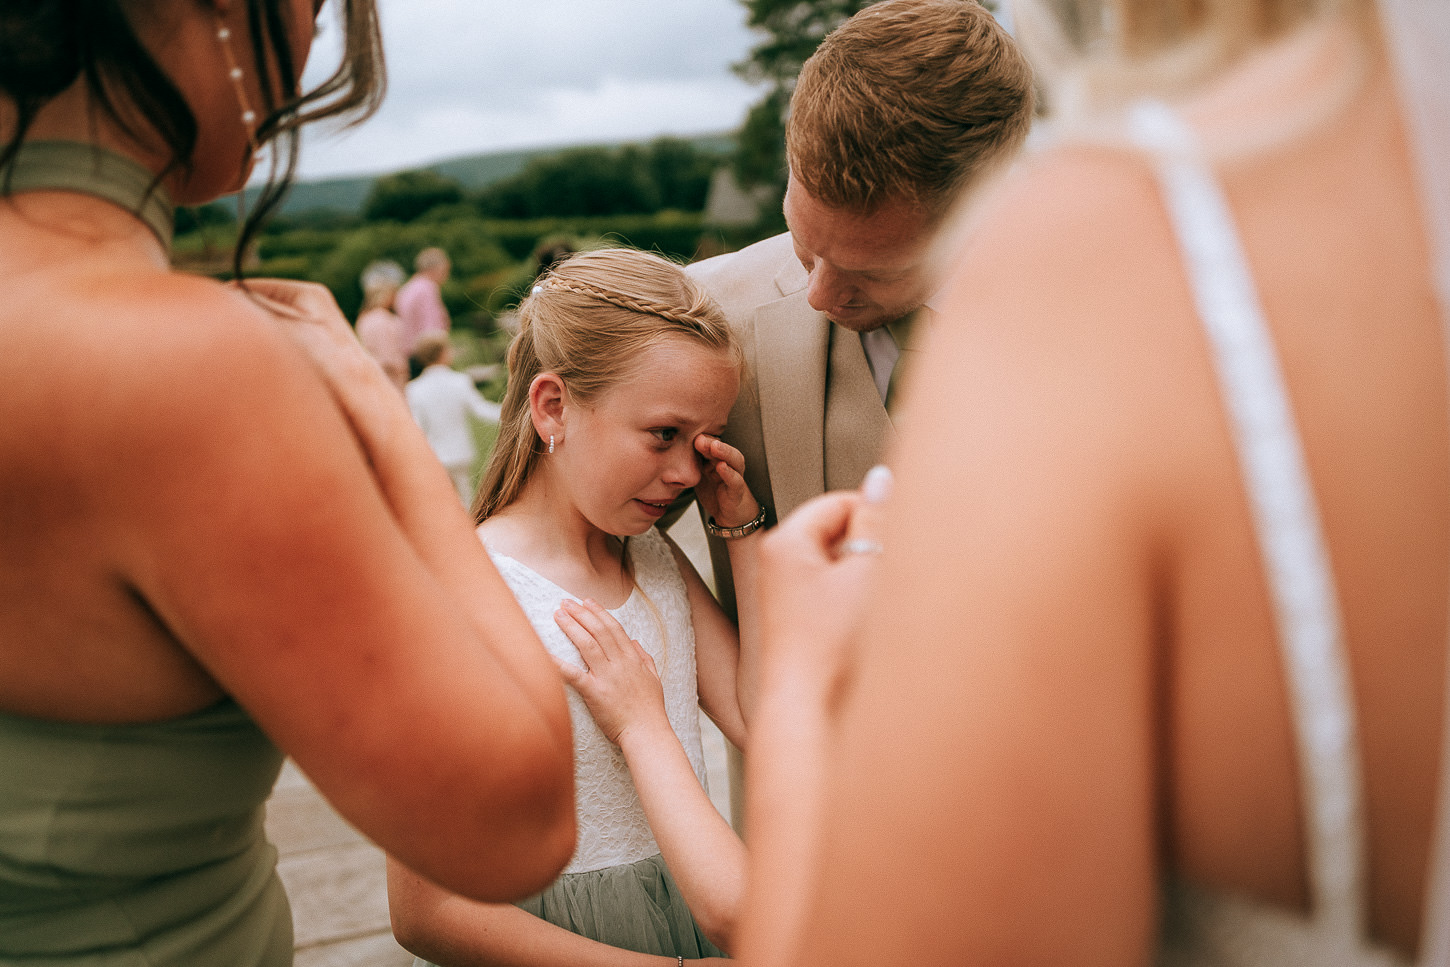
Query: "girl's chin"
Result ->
[[604, 516, 657, 539]]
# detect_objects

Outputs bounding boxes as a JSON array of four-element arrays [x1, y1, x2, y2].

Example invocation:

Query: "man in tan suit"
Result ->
[[688, 0, 1036, 615]]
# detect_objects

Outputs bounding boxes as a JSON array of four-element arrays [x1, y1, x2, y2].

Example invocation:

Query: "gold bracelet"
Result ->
[[705, 504, 767, 539]]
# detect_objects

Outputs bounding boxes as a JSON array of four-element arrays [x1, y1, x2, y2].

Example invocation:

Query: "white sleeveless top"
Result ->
[[482, 526, 709, 875], [1127, 101, 1450, 967]]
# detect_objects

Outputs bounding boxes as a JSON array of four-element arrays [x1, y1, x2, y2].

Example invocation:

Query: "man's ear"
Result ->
[[528, 373, 568, 448]]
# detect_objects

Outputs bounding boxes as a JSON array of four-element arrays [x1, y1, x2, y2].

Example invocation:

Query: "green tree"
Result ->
[[363, 169, 464, 223], [476, 146, 659, 220], [174, 202, 235, 235], [730, 0, 873, 191], [644, 137, 716, 211]]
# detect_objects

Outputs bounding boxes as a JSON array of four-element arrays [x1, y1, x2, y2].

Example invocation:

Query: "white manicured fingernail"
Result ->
[[863, 465, 893, 504]]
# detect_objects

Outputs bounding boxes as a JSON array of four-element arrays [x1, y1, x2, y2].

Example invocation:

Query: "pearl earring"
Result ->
[[215, 14, 259, 152], [549, 435, 555, 454]]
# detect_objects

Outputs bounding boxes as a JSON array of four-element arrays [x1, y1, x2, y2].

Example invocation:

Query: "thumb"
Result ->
[[551, 655, 584, 686]]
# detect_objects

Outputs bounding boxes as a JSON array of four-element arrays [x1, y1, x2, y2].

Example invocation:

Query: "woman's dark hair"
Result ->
[[0, 0, 385, 276]]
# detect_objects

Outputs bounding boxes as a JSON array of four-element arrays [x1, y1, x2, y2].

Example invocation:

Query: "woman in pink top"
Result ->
[[355, 259, 409, 391]]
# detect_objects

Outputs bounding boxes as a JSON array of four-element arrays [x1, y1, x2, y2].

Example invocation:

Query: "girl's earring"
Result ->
[[549, 434, 555, 454]]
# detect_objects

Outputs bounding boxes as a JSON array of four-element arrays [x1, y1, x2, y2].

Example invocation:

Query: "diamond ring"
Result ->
[[840, 538, 884, 556]]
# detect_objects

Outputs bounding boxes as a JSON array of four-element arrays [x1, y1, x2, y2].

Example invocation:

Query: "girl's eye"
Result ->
[[650, 428, 677, 444]]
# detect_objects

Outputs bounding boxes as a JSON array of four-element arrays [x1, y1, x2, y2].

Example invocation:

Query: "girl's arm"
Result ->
[[553, 599, 747, 952], [388, 859, 724, 967], [692, 434, 763, 728]]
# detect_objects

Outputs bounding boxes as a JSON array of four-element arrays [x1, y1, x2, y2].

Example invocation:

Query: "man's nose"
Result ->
[[806, 263, 853, 313]]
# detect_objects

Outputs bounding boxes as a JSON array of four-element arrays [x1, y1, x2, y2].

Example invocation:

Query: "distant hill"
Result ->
[[256, 132, 737, 217]]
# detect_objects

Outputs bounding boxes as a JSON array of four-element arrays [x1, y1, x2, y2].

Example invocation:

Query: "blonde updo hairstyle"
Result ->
[[473, 248, 740, 523], [1017, 0, 1371, 120]]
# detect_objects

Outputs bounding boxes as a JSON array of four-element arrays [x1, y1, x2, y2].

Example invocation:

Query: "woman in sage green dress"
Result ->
[[0, 2, 576, 963]]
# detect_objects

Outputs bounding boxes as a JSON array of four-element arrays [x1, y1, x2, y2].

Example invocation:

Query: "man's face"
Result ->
[[783, 173, 937, 332]]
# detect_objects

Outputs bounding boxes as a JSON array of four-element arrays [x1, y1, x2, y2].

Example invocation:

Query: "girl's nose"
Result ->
[[664, 444, 702, 488]]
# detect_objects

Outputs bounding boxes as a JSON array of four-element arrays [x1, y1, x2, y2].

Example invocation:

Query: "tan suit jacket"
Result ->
[[686, 232, 895, 615]]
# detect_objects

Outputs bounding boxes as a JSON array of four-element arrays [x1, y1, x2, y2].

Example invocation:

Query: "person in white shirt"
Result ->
[[406, 333, 501, 503]]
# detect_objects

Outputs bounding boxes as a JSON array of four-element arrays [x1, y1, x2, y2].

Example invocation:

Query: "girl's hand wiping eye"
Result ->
[[694, 433, 760, 532]]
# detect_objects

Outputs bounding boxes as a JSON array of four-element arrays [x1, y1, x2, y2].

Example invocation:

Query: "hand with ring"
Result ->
[[755, 465, 893, 699]]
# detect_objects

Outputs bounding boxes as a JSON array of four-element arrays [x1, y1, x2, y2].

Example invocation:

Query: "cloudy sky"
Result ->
[[294, 0, 765, 182]]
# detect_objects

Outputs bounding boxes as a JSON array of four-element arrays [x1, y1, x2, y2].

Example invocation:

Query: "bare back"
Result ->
[[782, 28, 1445, 967]]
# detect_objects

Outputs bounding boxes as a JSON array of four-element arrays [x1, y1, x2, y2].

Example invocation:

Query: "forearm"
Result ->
[[734, 653, 836, 967], [325, 355, 570, 743], [618, 721, 746, 951], [390, 860, 683, 967], [724, 532, 763, 723]]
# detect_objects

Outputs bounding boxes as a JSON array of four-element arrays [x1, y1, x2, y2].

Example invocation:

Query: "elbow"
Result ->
[[455, 750, 577, 902], [394, 724, 576, 904], [386, 857, 443, 960], [691, 900, 738, 955], [498, 763, 577, 898]]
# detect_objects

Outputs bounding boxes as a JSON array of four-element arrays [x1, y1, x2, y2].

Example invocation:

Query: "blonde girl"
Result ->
[[388, 248, 763, 967]]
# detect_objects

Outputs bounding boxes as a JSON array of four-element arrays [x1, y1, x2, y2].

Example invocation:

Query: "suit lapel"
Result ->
[[753, 292, 830, 518]]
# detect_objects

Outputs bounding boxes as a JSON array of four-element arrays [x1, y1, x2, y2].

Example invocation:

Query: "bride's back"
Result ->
[[788, 3, 1450, 965]]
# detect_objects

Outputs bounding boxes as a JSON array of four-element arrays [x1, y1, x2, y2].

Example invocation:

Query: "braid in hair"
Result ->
[[537, 275, 715, 330]]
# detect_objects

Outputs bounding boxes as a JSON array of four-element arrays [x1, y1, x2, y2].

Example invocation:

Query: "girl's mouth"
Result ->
[[635, 498, 672, 518]]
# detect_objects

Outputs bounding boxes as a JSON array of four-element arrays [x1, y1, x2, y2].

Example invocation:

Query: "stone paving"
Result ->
[[264, 512, 732, 966]]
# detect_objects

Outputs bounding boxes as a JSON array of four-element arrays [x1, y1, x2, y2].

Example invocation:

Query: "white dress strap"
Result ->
[[1128, 101, 1368, 948]]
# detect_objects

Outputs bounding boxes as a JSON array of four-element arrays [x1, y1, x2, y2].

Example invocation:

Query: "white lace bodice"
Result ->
[[483, 526, 708, 875]]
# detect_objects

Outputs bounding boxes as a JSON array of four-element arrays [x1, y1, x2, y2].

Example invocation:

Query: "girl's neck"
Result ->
[[481, 477, 633, 607]]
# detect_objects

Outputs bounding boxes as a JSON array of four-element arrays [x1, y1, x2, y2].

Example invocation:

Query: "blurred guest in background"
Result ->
[[407, 332, 501, 503], [355, 259, 409, 391], [396, 246, 453, 355]]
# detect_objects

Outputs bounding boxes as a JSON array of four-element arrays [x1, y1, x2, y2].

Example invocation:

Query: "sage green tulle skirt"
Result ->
[[413, 853, 726, 963]]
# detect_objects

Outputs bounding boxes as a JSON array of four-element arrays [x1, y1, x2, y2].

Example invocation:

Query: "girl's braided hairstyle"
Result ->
[[472, 247, 740, 524]]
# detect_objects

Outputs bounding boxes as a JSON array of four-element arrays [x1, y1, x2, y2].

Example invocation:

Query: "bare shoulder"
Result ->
[[2, 268, 349, 510], [945, 142, 1171, 319], [921, 139, 1214, 527]]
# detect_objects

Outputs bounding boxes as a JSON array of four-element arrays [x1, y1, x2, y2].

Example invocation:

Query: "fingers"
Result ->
[[550, 654, 584, 686], [235, 279, 349, 331], [769, 490, 862, 554], [841, 464, 892, 558], [238, 278, 339, 314], [553, 603, 607, 671], [694, 434, 746, 477], [554, 598, 651, 670]]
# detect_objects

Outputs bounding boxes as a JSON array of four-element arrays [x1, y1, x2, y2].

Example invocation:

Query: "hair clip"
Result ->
[[531, 285, 543, 295]]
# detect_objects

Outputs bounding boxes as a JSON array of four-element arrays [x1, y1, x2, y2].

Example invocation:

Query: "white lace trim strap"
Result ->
[[1127, 100, 1368, 944]]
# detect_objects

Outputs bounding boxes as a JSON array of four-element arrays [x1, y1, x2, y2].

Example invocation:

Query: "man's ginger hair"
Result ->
[[786, 0, 1035, 218]]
